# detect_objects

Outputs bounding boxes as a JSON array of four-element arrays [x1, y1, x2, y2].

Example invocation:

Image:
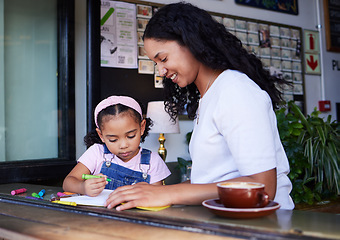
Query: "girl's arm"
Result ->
[[105, 168, 276, 210], [62, 162, 107, 197]]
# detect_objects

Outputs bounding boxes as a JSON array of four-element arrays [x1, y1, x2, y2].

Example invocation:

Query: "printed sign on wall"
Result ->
[[100, 0, 138, 69], [304, 30, 321, 75], [304, 30, 319, 53], [305, 53, 320, 74]]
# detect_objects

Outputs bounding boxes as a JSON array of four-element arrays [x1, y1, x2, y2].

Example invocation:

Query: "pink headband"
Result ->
[[94, 96, 142, 128]]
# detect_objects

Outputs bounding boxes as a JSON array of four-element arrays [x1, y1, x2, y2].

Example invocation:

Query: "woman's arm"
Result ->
[[105, 168, 276, 210], [151, 181, 163, 185]]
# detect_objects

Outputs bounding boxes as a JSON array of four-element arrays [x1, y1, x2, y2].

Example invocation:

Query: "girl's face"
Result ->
[[96, 113, 146, 162], [144, 38, 202, 88]]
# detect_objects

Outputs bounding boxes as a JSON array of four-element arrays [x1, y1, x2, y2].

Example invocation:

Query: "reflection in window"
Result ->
[[0, 0, 58, 161]]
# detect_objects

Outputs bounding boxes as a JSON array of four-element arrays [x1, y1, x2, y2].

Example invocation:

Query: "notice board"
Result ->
[[100, 67, 164, 110], [87, 0, 306, 130]]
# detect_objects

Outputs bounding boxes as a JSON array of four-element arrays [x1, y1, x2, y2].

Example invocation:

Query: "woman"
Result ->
[[105, 2, 294, 210]]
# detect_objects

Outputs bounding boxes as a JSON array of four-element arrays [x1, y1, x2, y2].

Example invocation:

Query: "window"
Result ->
[[0, 0, 75, 184]]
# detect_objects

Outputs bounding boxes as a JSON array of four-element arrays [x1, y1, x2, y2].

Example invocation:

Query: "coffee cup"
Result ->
[[217, 182, 269, 208]]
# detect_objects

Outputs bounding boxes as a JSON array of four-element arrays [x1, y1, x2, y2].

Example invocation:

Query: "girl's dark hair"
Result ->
[[143, 2, 288, 120], [84, 100, 152, 148]]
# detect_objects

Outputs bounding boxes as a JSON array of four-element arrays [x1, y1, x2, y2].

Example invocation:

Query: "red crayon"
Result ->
[[11, 188, 27, 195]]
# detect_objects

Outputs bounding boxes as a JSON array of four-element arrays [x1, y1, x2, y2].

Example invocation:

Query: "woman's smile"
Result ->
[[144, 38, 201, 88], [169, 73, 178, 83]]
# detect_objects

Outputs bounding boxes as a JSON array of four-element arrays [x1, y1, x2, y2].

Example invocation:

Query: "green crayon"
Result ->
[[32, 192, 42, 199], [82, 174, 111, 182]]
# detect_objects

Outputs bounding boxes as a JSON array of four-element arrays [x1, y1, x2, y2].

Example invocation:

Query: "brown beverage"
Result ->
[[217, 182, 269, 208]]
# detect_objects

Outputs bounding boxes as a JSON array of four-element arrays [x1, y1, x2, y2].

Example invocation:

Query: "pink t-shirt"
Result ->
[[78, 144, 171, 184]]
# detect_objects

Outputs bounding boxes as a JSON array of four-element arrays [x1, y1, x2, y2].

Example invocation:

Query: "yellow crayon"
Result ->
[[52, 200, 77, 206]]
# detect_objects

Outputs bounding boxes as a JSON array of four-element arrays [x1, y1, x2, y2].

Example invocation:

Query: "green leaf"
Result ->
[[276, 101, 340, 205], [292, 129, 302, 136], [291, 122, 304, 129]]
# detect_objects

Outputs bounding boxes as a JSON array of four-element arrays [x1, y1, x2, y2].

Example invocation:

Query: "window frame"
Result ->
[[0, 0, 76, 184]]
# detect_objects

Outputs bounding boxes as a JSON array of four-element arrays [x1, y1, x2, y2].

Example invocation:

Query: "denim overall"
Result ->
[[100, 145, 151, 191]]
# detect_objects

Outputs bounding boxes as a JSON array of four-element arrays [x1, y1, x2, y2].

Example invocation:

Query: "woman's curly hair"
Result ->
[[143, 2, 288, 120]]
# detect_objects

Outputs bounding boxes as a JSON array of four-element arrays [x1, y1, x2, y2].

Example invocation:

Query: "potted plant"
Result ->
[[177, 131, 192, 182], [276, 101, 340, 205]]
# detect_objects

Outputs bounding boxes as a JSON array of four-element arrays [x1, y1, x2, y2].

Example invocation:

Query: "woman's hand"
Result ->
[[105, 182, 172, 210]]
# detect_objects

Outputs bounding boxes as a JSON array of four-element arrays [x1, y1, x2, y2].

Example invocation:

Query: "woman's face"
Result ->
[[144, 38, 202, 88]]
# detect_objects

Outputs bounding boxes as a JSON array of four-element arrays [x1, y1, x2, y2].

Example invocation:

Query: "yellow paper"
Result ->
[[135, 205, 170, 211], [121, 202, 170, 211]]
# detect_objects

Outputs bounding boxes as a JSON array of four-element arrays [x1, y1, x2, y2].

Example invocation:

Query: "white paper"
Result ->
[[60, 189, 114, 207]]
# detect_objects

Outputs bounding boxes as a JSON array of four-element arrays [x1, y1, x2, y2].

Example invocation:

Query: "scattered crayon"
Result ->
[[52, 200, 77, 206], [57, 192, 67, 197], [50, 193, 59, 201], [26, 196, 43, 200], [32, 192, 42, 199], [11, 188, 27, 195], [82, 174, 112, 182], [38, 189, 46, 197], [63, 192, 77, 195], [59, 193, 80, 198]]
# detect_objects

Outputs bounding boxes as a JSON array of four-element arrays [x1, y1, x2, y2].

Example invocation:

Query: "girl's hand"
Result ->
[[84, 174, 107, 197], [105, 182, 172, 210]]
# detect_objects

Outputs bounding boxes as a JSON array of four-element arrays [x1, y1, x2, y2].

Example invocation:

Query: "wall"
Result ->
[[75, 0, 340, 162], [75, 0, 87, 159]]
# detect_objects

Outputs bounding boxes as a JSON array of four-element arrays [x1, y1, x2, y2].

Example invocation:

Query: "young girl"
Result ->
[[63, 95, 171, 197]]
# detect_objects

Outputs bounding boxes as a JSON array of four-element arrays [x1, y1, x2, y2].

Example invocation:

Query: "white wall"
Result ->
[[75, 0, 340, 162], [75, 0, 88, 158]]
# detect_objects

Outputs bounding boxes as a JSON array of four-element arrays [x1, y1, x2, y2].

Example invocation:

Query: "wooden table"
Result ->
[[0, 183, 339, 240]]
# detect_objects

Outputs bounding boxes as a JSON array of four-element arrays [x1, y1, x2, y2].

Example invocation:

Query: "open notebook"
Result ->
[[60, 189, 112, 207], [59, 189, 170, 211]]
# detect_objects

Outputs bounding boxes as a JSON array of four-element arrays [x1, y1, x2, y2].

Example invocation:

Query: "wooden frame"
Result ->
[[0, 0, 76, 184], [324, 0, 340, 52], [235, 0, 299, 15]]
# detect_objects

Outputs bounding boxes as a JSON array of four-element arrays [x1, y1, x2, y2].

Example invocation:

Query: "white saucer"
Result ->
[[202, 198, 280, 219]]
